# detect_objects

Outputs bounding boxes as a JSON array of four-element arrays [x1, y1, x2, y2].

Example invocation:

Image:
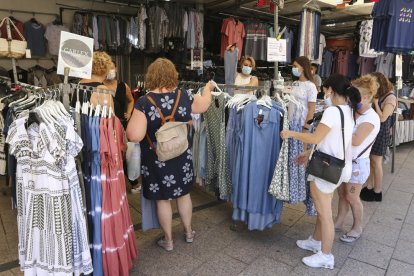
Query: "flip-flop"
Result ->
[[340, 233, 361, 243]]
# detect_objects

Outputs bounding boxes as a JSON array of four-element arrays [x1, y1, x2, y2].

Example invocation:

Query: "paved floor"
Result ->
[[0, 142, 414, 275]]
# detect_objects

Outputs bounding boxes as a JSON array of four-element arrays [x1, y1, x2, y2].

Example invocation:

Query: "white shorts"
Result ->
[[308, 164, 352, 194], [349, 157, 370, 184]]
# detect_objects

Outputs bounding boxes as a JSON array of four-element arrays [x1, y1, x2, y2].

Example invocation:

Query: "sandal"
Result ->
[[340, 233, 361, 243], [157, 237, 174, 251], [184, 230, 196, 243]]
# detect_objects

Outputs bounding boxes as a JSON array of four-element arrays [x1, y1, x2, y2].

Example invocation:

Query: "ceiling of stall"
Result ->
[[85, 0, 374, 36]]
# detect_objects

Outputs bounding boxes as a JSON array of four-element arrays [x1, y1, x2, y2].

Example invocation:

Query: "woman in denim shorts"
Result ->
[[334, 75, 380, 243]]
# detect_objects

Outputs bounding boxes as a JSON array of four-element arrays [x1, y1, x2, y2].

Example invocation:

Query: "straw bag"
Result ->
[[0, 17, 27, 58]]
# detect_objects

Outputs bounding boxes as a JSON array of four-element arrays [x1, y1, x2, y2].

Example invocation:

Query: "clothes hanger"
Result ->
[[303, 0, 321, 13]]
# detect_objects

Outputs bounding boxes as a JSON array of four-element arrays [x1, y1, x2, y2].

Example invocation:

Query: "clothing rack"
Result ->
[[0, 8, 58, 17], [61, 83, 116, 97], [179, 81, 264, 91]]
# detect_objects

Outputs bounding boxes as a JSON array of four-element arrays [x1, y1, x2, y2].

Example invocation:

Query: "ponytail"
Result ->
[[346, 86, 361, 119]]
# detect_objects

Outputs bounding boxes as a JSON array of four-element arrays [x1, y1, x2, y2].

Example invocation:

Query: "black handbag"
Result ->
[[306, 106, 346, 184]]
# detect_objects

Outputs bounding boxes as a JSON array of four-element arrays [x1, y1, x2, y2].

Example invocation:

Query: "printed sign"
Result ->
[[395, 54, 403, 77], [57, 31, 94, 79], [267, 38, 287, 62], [191, 49, 203, 70]]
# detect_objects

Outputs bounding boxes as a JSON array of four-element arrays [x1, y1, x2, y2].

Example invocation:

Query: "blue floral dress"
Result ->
[[135, 89, 194, 200]]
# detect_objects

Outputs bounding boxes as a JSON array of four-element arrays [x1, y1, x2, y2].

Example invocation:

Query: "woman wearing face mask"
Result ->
[[334, 75, 380, 243], [103, 61, 135, 128], [234, 56, 259, 91], [104, 62, 140, 194], [281, 74, 359, 269], [291, 57, 318, 149], [361, 72, 397, 202]]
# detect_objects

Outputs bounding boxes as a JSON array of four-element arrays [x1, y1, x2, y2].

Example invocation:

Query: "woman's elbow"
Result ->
[[126, 126, 144, 143]]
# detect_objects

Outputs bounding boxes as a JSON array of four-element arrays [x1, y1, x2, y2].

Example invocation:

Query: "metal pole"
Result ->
[[5, 19, 18, 83], [392, 76, 401, 174], [274, 4, 279, 80]]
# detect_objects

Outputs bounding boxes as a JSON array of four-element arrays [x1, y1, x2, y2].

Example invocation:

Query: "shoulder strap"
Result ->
[[378, 93, 394, 110], [164, 89, 181, 123], [146, 94, 166, 122], [336, 106, 345, 160], [355, 139, 376, 160]]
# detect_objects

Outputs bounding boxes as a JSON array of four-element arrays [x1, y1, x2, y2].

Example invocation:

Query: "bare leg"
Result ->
[[334, 184, 349, 230], [176, 194, 193, 234], [311, 182, 334, 254], [366, 156, 375, 189], [371, 155, 383, 193], [345, 183, 363, 234], [156, 200, 173, 241]]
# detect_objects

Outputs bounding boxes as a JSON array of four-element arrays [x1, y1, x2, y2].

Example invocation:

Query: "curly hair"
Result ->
[[145, 58, 178, 91], [351, 75, 378, 99], [240, 55, 256, 69], [92, 51, 112, 76], [370, 72, 394, 98]]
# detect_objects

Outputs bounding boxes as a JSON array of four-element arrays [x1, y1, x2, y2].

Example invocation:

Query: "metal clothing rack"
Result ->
[[179, 81, 264, 91]]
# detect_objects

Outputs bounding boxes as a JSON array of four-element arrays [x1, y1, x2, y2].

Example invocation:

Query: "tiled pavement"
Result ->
[[0, 142, 414, 275]]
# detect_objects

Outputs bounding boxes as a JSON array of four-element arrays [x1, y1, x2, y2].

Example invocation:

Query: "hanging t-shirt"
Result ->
[[223, 18, 245, 60], [283, 28, 294, 64], [358, 57, 376, 76], [23, 21, 46, 56], [244, 21, 269, 61], [359, 20, 382, 57], [290, 80, 318, 124], [375, 53, 395, 78], [44, 23, 70, 56], [312, 34, 326, 65], [386, 0, 414, 52], [0, 18, 24, 40], [352, 108, 380, 160]]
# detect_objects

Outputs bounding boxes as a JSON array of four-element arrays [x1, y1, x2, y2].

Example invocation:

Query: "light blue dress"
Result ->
[[231, 101, 284, 231]]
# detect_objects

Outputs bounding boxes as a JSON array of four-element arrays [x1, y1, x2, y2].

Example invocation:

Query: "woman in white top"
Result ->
[[291, 56, 318, 149], [281, 74, 360, 270], [234, 55, 259, 93], [335, 75, 380, 243]]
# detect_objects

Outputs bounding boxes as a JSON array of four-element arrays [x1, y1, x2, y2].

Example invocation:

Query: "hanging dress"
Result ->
[[101, 116, 137, 276]]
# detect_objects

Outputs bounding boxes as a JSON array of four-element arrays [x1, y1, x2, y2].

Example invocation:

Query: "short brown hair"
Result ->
[[240, 56, 256, 69], [370, 72, 394, 98], [92, 51, 112, 76], [145, 58, 178, 91], [351, 75, 378, 99]]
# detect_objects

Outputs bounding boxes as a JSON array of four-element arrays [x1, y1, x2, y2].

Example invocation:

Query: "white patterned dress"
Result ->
[[7, 116, 92, 276]]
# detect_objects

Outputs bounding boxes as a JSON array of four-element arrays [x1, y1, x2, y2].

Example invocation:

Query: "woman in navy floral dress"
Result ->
[[127, 58, 213, 251]]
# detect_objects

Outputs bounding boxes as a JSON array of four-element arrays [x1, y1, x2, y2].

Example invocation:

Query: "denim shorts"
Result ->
[[349, 157, 370, 184]]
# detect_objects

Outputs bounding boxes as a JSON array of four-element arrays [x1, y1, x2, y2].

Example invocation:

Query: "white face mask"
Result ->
[[107, 69, 116, 80]]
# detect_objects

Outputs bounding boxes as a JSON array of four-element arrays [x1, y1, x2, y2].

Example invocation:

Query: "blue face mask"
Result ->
[[324, 95, 333, 107], [292, 67, 301, 77], [242, 66, 252, 75]]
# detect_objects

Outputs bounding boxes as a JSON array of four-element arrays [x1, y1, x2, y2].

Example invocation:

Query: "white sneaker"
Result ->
[[296, 236, 322, 253], [302, 251, 334, 269]]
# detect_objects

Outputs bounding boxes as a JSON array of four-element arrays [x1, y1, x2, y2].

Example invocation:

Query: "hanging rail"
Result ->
[[0, 8, 58, 17], [178, 81, 264, 91]]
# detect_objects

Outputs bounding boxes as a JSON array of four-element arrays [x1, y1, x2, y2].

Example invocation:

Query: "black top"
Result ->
[[70, 82, 103, 108], [114, 82, 127, 120]]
